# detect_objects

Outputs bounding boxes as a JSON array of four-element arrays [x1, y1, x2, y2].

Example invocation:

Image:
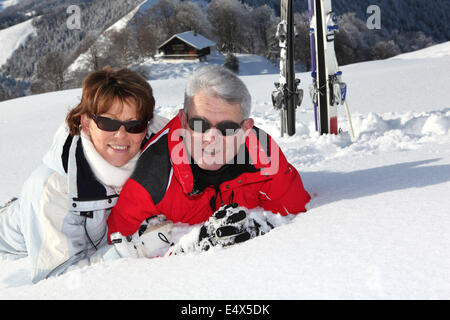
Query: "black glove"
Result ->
[[198, 203, 273, 251]]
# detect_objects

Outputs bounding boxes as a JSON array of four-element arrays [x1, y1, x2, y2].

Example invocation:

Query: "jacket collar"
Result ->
[[62, 135, 118, 211]]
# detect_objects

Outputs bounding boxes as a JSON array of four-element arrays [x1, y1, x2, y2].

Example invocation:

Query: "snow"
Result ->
[[0, 17, 36, 67], [393, 41, 450, 60], [1, 42, 450, 299], [143, 51, 280, 80], [105, 0, 147, 34], [137, 0, 159, 14]]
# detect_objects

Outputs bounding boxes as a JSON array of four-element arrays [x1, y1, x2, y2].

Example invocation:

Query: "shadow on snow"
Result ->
[[302, 159, 450, 208]]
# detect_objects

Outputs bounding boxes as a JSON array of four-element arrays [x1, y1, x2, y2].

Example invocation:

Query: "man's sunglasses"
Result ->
[[187, 116, 244, 136], [91, 115, 148, 133]]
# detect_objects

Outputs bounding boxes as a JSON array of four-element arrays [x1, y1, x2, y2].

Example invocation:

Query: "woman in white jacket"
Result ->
[[0, 68, 167, 283]]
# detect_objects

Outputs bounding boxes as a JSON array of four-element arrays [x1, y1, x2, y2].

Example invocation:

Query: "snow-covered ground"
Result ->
[[142, 51, 280, 80], [0, 42, 450, 299], [0, 17, 35, 67], [393, 41, 450, 60]]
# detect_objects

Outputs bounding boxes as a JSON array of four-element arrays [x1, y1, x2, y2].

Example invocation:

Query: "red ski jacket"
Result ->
[[107, 115, 310, 240]]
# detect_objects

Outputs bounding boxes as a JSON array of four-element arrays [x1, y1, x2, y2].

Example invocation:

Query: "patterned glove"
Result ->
[[198, 202, 251, 251], [166, 203, 274, 256]]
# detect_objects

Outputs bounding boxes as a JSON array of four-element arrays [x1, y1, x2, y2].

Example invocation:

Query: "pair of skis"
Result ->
[[308, 0, 354, 137], [272, 0, 354, 138], [271, 0, 303, 137]]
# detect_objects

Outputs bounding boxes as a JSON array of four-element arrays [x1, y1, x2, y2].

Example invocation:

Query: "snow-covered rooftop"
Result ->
[[158, 31, 216, 50]]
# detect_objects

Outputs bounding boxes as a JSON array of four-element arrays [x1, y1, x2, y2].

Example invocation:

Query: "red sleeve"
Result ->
[[259, 149, 311, 215], [107, 178, 158, 242]]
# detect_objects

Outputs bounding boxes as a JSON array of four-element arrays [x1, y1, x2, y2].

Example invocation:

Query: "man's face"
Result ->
[[181, 90, 254, 171], [83, 98, 147, 167]]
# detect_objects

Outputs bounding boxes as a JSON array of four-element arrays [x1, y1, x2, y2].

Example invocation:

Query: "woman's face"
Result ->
[[83, 99, 147, 167]]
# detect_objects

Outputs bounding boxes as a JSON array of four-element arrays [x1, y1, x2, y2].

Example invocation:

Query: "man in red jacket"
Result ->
[[107, 66, 310, 252]]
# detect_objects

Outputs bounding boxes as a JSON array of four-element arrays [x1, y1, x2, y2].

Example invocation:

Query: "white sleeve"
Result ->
[[19, 169, 88, 283]]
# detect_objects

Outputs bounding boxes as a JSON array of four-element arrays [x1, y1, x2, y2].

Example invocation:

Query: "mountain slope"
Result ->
[[393, 40, 450, 60], [0, 0, 22, 12], [0, 16, 35, 67], [0, 0, 143, 80], [68, 0, 149, 73]]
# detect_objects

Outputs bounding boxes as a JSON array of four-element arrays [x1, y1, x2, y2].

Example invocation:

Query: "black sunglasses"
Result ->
[[91, 115, 148, 133], [187, 116, 244, 136]]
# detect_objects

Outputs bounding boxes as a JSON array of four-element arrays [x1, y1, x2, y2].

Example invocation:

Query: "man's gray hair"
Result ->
[[183, 65, 252, 119]]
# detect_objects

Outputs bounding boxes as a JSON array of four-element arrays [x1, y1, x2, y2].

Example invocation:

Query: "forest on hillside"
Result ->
[[0, 0, 447, 101]]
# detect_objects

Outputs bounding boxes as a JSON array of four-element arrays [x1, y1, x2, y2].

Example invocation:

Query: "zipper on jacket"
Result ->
[[80, 211, 94, 219], [210, 185, 225, 212]]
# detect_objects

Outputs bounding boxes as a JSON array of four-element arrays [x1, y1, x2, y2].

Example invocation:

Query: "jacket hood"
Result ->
[[42, 122, 70, 175]]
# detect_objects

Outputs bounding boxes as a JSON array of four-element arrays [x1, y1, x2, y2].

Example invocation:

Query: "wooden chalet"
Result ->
[[158, 31, 216, 61]]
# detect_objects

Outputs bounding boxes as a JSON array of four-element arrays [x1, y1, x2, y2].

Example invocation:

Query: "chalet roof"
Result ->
[[158, 31, 216, 50]]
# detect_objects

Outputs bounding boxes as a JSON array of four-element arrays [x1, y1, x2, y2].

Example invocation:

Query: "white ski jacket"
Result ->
[[0, 115, 168, 283]]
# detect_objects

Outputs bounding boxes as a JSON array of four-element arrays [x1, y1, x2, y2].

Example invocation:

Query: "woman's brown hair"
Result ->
[[66, 67, 155, 135]]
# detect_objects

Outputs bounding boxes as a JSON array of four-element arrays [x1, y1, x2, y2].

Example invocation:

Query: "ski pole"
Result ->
[[343, 100, 355, 140]]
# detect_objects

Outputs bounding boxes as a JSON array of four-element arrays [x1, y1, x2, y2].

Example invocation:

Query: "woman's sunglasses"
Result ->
[[91, 115, 148, 133], [187, 116, 244, 136]]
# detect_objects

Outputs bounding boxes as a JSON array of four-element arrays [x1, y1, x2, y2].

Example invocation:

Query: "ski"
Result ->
[[272, 0, 303, 137], [309, 0, 348, 135], [308, 0, 318, 132]]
